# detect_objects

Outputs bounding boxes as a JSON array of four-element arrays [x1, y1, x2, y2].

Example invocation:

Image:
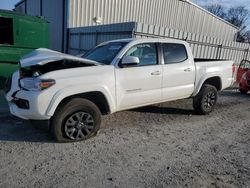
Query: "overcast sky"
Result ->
[[0, 0, 19, 10], [192, 0, 250, 29], [192, 0, 250, 9]]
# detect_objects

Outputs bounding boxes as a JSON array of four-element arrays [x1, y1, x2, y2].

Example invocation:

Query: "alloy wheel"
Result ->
[[64, 111, 94, 140], [203, 92, 216, 110]]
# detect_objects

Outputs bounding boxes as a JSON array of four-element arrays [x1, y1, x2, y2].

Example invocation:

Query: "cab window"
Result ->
[[0, 17, 14, 45], [163, 43, 188, 64], [83, 42, 128, 65], [124, 43, 157, 66]]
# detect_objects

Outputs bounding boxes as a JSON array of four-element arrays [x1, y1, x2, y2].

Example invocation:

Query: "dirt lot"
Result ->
[[0, 89, 249, 188]]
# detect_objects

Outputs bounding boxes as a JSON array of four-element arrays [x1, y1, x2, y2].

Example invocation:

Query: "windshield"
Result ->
[[82, 42, 128, 65]]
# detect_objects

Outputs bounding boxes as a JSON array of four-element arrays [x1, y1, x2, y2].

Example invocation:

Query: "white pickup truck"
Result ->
[[5, 38, 235, 142]]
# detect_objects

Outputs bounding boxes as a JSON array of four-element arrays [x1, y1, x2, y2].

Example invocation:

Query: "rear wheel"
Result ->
[[51, 98, 101, 143], [193, 84, 218, 115]]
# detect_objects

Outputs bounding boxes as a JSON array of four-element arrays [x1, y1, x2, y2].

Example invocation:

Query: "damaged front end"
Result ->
[[6, 48, 101, 100], [5, 48, 102, 120], [19, 48, 100, 77]]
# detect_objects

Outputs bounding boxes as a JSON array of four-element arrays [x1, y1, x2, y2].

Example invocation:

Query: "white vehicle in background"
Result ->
[[5, 38, 235, 142]]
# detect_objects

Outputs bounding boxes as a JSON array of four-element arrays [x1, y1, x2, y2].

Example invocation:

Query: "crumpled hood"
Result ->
[[20, 48, 100, 67]]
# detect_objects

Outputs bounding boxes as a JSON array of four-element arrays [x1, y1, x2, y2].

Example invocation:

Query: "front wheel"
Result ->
[[51, 98, 102, 143], [193, 84, 218, 115]]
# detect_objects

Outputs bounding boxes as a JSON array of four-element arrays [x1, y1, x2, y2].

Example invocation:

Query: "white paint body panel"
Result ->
[[6, 38, 234, 120], [162, 61, 195, 100], [115, 65, 162, 110], [193, 60, 234, 96]]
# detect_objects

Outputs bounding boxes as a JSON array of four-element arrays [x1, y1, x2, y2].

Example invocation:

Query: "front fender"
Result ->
[[45, 84, 116, 116]]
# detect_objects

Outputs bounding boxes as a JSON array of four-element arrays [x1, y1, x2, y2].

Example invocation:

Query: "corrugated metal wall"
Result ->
[[68, 22, 135, 54], [41, 0, 65, 51], [68, 22, 250, 66], [134, 23, 250, 65], [68, 0, 238, 41], [26, 0, 40, 16]]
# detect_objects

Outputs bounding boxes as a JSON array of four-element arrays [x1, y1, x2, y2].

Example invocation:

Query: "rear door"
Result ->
[[115, 43, 162, 110], [161, 43, 195, 100]]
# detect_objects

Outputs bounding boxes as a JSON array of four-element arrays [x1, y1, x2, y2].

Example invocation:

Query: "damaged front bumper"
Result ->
[[5, 71, 51, 120]]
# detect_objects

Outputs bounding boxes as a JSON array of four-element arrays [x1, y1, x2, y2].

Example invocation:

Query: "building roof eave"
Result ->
[[14, 0, 25, 8]]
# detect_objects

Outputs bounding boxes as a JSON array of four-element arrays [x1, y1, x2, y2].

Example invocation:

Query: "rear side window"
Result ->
[[163, 43, 188, 64], [0, 17, 14, 45]]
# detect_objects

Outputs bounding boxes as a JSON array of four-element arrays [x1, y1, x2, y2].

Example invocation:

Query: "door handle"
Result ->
[[184, 68, 192, 72], [151, 71, 161, 75]]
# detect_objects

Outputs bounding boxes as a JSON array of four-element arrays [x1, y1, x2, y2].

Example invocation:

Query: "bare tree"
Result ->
[[242, 30, 250, 43], [226, 6, 249, 29], [204, 4, 249, 42], [226, 6, 249, 42], [205, 4, 226, 19]]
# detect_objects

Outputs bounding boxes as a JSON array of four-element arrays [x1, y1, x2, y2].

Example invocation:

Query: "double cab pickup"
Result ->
[[6, 38, 235, 142]]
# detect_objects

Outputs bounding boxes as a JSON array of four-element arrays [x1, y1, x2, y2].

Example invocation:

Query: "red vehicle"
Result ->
[[237, 60, 250, 94]]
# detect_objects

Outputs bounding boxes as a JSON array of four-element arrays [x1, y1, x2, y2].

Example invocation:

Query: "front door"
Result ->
[[115, 43, 162, 110]]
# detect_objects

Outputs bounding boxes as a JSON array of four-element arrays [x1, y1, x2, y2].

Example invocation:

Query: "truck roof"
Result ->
[[0, 9, 49, 23], [101, 38, 189, 45]]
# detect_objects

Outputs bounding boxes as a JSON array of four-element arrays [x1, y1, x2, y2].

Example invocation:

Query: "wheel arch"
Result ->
[[193, 76, 222, 96], [46, 90, 113, 117], [202, 76, 222, 91]]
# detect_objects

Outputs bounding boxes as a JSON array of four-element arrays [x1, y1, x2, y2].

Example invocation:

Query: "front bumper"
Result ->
[[9, 101, 33, 120], [7, 93, 51, 120], [5, 71, 52, 120]]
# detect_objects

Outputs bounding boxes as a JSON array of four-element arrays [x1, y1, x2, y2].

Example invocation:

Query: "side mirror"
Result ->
[[121, 56, 140, 66]]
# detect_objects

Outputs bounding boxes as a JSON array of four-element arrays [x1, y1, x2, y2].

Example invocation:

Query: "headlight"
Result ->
[[19, 78, 55, 91]]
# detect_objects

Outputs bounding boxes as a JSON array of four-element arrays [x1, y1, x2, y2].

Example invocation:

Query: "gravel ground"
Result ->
[[0, 89, 249, 188]]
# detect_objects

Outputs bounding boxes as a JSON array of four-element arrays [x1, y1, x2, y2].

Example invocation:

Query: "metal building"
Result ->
[[68, 0, 238, 41], [14, 0, 239, 52], [68, 22, 250, 66]]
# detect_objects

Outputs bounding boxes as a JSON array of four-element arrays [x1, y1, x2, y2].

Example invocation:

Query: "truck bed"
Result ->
[[193, 59, 234, 96]]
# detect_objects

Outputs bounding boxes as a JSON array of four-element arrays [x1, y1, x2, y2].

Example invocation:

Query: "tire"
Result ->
[[51, 98, 102, 143], [239, 88, 248, 94], [193, 84, 218, 115]]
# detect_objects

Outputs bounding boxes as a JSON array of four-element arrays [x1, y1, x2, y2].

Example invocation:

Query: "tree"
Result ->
[[226, 6, 249, 29], [242, 30, 250, 43], [226, 6, 249, 42], [205, 4, 226, 19], [205, 4, 250, 42]]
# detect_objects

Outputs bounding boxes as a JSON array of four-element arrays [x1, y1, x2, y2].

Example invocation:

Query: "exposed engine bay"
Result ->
[[20, 59, 95, 78]]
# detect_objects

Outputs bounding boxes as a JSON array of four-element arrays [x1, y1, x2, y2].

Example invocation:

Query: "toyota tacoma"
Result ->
[[5, 38, 235, 142]]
